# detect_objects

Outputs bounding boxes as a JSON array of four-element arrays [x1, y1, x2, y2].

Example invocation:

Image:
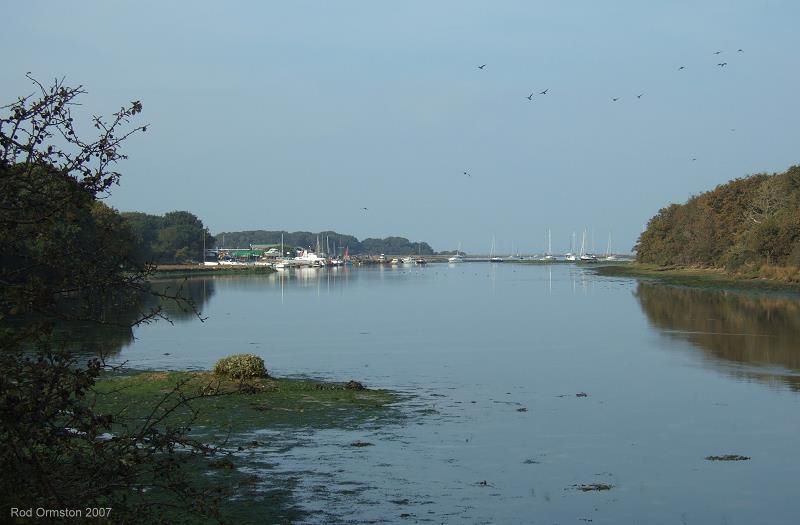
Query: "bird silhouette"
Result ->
[[714, 50, 722, 55], [717, 62, 727, 67], [691, 158, 697, 161], [539, 89, 548, 95], [478, 64, 487, 70], [636, 93, 644, 99], [612, 97, 620, 102], [361, 207, 368, 211], [737, 48, 744, 53], [463, 171, 471, 177], [526, 93, 534, 101], [678, 66, 686, 70]]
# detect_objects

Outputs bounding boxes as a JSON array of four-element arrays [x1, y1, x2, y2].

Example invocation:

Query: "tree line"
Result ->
[[636, 165, 800, 276], [216, 230, 435, 255], [122, 210, 214, 263]]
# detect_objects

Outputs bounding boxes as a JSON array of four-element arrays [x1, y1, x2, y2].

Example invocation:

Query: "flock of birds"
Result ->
[[456, 47, 747, 179], [360, 47, 748, 208], [477, 48, 746, 105]]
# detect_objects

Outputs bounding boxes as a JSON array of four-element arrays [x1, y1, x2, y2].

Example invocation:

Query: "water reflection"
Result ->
[[149, 278, 216, 321], [635, 282, 800, 390], [51, 278, 216, 357]]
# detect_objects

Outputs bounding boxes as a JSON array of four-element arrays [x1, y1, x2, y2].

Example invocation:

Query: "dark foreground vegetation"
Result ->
[[636, 165, 800, 282], [0, 77, 397, 523]]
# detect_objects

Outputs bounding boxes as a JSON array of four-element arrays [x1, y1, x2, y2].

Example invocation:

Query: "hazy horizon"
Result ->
[[4, 1, 798, 254]]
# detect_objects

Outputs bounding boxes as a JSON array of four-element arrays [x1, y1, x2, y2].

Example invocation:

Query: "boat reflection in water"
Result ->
[[635, 282, 800, 391]]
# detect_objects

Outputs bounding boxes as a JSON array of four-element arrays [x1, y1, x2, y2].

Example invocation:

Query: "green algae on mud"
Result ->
[[92, 371, 404, 434], [90, 371, 405, 523], [593, 264, 800, 293]]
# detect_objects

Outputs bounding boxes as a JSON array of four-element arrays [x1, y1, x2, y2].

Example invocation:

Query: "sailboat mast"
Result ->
[[580, 230, 586, 256]]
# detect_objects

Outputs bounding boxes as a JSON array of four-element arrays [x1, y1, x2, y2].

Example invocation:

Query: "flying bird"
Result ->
[[463, 171, 471, 177], [612, 97, 620, 102], [361, 207, 368, 211], [636, 93, 644, 99], [737, 48, 744, 53], [539, 89, 548, 95], [692, 158, 697, 161], [717, 62, 727, 67], [714, 50, 722, 55], [526, 93, 534, 101], [678, 66, 686, 70], [478, 64, 487, 70]]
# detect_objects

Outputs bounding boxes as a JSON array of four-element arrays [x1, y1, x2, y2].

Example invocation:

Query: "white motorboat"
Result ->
[[294, 250, 326, 267]]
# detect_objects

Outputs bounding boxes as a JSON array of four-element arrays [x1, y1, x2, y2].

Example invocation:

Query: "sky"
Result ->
[[3, 1, 799, 254]]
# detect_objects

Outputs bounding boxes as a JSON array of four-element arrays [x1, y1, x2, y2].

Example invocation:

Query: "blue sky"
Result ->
[[4, 1, 798, 254]]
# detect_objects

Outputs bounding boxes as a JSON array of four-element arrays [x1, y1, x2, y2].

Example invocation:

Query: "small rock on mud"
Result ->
[[570, 483, 613, 492], [705, 454, 750, 461]]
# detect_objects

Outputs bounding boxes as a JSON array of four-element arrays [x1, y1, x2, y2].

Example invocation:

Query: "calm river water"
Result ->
[[113, 263, 800, 524]]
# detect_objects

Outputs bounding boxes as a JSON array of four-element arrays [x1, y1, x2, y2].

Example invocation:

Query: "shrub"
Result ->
[[213, 354, 268, 379]]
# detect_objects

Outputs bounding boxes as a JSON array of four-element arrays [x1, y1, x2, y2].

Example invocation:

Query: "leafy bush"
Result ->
[[213, 354, 268, 379]]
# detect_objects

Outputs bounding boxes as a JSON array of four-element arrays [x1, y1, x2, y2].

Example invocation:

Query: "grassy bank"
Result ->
[[92, 371, 403, 523], [593, 263, 800, 292]]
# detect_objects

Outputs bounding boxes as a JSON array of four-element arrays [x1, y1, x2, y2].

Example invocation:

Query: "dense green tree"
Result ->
[[122, 210, 213, 263], [120, 211, 161, 261], [636, 165, 800, 278]]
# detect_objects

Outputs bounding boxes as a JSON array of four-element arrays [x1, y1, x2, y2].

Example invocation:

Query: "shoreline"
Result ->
[[151, 264, 277, 278], [593, 264, 800, 293], [93, 370, 404, 522]]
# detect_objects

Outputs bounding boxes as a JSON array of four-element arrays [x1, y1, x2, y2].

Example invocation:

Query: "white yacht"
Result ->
[[294, 250, 326, 267], [542, 229, 556, 261], [565, 232, 577, 261], [448, 242, 465, 263]]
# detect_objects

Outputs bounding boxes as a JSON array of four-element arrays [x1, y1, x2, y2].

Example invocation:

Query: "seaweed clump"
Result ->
[[213, 354, 269, 380]]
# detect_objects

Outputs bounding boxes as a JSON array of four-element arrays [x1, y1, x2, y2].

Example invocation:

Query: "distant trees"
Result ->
[[122, 209, 214, 263], [215, 230, 435, 255], [636, 165, 800, 277], [361, 236, 434, 255]]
